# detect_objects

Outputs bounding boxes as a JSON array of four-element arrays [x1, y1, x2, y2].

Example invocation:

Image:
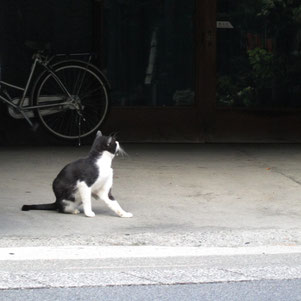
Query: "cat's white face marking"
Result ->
[[116, 141, 127, 157]]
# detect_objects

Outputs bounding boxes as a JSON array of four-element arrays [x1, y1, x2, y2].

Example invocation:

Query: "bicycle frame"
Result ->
[[0, 56, 84, 112], [0, 54, 84, 127]]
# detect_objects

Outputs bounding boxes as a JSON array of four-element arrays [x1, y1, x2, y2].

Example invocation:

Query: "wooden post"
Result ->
[[195, 0, 216, 141]]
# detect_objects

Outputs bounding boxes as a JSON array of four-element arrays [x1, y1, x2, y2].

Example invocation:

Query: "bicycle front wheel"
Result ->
[[35, 64, 109, 139]]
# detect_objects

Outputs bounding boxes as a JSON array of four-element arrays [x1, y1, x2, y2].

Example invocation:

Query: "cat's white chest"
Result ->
[[92, 167, 112, 191], [91, 152, 113, 192]]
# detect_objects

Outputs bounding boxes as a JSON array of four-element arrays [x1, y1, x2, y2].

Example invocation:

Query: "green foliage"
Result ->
[[259, 0, 301, 19], [217, 75, 256, 107], [258, 0, 301, 54], [292, 5, 301, 23], [217, 0, 301, 107], [237, 86, 256, 107], [248, 48, 275, 88], [217, 76, 236, 106]]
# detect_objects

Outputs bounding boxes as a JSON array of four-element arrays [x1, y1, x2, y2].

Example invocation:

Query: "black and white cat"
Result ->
[[22, 131, 133, 218]]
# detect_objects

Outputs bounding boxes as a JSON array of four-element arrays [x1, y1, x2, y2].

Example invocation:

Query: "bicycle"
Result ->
[[0, 41, 110, 144]]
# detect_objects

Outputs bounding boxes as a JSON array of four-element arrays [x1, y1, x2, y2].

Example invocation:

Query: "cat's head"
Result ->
[[90, 131, 123, 157]]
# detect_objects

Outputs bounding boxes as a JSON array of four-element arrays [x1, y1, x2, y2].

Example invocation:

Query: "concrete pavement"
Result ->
[[1, 245, 301, 289], [1, 144, 301, 248]]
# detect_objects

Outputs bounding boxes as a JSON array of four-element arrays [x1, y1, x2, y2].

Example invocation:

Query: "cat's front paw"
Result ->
[[120, 212, 133, 218], [85, 211, 96, 218]]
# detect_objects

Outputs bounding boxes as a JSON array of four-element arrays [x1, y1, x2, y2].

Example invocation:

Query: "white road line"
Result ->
[[1, 245, 301, 261]]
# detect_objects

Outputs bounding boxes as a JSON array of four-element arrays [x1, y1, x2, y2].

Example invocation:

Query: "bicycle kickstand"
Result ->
[[18, 109, 34, 128], [78, 116, 82, 147]]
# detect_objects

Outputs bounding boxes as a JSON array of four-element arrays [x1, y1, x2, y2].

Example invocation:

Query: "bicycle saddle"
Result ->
[[25, 41, 51, 51]]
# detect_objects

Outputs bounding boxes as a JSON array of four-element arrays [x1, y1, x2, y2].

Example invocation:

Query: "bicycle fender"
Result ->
[[52, 60, 111, 90]]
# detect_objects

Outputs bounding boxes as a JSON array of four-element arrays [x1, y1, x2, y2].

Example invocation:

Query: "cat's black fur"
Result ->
[[21, 131, 119, 213]]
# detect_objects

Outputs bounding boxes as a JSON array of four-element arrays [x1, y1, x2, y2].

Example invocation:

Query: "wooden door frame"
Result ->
[[195, 0, 216, 142]]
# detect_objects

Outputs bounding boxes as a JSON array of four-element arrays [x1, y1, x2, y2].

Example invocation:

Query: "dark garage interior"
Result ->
[[0, 0, 301, 145]]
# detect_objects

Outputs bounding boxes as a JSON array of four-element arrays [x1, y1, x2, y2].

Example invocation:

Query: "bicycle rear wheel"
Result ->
[[34, 64, 109, 139]]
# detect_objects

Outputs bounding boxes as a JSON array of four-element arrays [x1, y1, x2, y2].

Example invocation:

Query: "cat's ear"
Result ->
[[96, 131, 102, 137]]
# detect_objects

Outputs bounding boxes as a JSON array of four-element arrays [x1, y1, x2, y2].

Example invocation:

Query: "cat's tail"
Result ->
[[21, 202, 57, 211]]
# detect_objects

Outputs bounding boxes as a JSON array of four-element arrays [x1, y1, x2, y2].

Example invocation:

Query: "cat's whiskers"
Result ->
[[116, 143, 127, 157]]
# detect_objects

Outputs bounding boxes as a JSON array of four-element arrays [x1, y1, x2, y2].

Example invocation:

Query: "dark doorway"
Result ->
[[98, 0, 205, 142]]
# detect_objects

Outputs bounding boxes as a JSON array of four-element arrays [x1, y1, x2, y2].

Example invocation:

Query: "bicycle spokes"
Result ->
[[35, 65, 108, 139]]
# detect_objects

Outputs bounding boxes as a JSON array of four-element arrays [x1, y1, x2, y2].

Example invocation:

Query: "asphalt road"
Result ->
[[1, 280, 301, 301]]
